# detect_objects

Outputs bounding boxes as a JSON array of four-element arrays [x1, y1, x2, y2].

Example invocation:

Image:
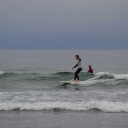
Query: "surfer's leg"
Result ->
[[77, 68, 82, 80], [74, 68, 82, 80], [76, 75, 79, 80], [74, 69, 79, 80]]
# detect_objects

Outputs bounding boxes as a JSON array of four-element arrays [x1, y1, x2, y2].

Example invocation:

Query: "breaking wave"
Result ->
[[0, 101, 128, 112], [95, 72, 128, 80], [0, 71, 128, 86]]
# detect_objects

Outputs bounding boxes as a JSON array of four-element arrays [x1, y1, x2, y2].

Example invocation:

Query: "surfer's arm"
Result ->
[[72, 59, 80, 70], [73, 64, 78, 69], [87, 70, 90, 73], [72, 64, 78, 70]]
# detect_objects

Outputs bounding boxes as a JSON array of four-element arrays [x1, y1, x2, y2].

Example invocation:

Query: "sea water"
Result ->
[[0, 50, 128, 113]]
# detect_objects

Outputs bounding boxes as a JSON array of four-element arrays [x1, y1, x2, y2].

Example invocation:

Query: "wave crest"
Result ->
[[0, 71, 4, 75], [95, 72, 128, 80]]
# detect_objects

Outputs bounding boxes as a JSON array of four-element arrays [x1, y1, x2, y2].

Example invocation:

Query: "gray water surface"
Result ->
[[0, 50, 128, 112]]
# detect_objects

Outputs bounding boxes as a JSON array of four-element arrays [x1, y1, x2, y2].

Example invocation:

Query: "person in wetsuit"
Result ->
[[72, 55, 82, 82], [87, 65, 93, 73]]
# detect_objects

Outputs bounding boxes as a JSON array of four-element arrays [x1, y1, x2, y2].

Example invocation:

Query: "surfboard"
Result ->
[[60, 80, 82, 84]]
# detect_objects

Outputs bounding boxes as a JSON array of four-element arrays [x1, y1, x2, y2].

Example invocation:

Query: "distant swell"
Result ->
[[0, 101, 128, 112]]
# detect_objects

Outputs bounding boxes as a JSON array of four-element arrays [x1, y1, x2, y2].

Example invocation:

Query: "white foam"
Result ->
[[69, 79, 118, 86], [95, 72, 110, 76], [78, 72, 128, 86], [113, 74, 128, 79], [0, 101, 128, 112], [96, 72, 128, 80], [0, 71, 4, 75]]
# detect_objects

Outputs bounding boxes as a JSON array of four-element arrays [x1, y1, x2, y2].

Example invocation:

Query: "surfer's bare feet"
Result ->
[[72, 80, 77, 82], [77, 80, 80, 82]]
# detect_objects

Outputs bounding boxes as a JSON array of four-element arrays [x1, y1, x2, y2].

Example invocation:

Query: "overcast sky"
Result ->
[[0, 0, 128, 49]]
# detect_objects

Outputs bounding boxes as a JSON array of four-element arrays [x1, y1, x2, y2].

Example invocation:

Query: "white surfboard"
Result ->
[[60, 80, 83, 84]]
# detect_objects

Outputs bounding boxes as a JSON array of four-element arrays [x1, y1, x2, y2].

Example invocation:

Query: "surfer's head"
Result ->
[[75, 55, 79, 60], [89, 65, 91, 68]]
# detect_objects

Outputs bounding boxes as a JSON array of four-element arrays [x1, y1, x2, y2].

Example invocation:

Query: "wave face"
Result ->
[[76, 72, 128, 86], [0, 71, 128, 85]]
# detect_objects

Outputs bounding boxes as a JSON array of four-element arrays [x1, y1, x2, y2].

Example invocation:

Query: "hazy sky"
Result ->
[[0, 0, 128, 49]]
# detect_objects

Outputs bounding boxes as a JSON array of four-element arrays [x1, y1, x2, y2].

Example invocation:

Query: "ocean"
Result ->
[[0, 50, 128, 128]]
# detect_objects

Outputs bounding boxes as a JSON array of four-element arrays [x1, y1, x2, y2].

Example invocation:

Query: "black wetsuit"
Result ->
[[73, 59, 82, 80]]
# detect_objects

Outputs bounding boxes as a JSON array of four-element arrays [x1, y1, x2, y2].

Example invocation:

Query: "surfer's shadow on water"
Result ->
[[59, 83, 80, 90]]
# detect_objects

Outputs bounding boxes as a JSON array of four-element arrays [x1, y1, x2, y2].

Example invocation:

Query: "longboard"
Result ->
[[60, 80, 83, 84]]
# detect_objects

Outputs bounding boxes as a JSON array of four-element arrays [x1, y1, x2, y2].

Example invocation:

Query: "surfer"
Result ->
[[87, 65, 93, 73], [72, 55, 82, 82]]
